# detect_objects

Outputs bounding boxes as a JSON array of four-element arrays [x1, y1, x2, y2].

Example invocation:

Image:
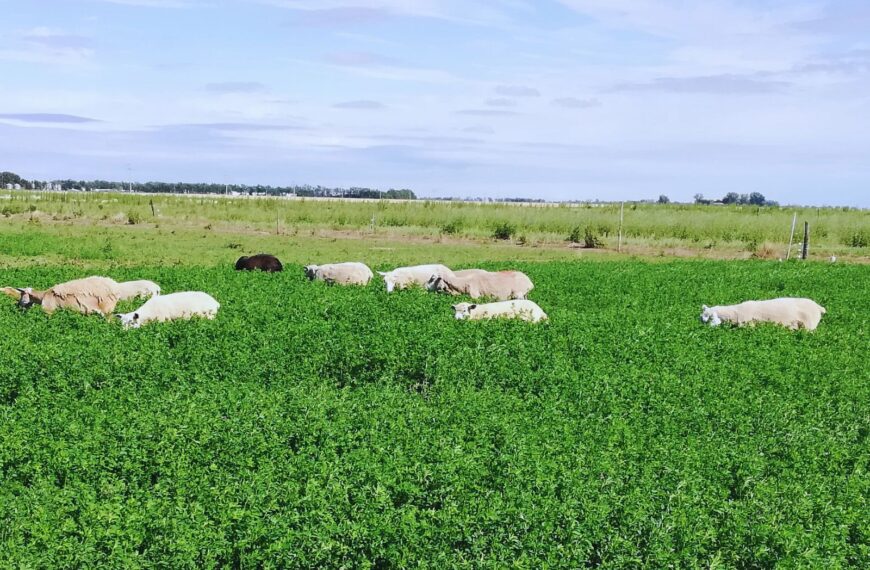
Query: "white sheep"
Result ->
[[115, 280, 161, 301], [378, 264, 451, 292], [452, 300, 548, 323], [116, 291, 219, 328], [9, 276, 121, 315], [700, 297, 826, 331], [304, 262, 373, 286]]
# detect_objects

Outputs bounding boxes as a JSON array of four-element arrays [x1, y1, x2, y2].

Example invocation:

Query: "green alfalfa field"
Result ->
[[0, 191, 868, 567], [0, 255, 867, 567]]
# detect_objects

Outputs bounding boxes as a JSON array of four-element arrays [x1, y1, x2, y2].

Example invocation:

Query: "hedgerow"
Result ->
[[0, 260, 867, 567]]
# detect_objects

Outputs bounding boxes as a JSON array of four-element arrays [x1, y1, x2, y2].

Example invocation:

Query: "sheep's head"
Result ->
[[115, 312, 141, 329], [303, 265, 318, 280], [426, 274, 445, 292], [452, 303, 476, 320], [378, 271, 396, 292], [700, 305, 722, 327], [16, 287, 36, 310]]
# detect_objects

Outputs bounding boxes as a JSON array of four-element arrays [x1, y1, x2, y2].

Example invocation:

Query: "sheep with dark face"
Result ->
[[235, 254, 283, 272], [8, 276, 121, 316]]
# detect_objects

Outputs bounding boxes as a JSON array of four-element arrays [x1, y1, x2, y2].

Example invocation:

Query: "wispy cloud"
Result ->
[[0, 27, 95, 66], [456, 109, 520, 116], [484, 98, 516, 107], [322, 51, 399, 67], [285, 6, 391, 27], [494, 85, 540, 97], [204, 81, 268, 94], [333, 100, 385, 109], [0, 113, 101, 124], [552, 97, 601, 108], [612, 74, 789, 94]]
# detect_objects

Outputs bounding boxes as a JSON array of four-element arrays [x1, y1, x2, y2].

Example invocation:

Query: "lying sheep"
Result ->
[[235, 254, 283, 272], [700, 297, 826, 331], [453, 300, 548, 323], [11, 276, 121, 315], [304, 262, 373, 286], [426, 268, 534, 301], [115, 291, 219, 329], [116, 280, 161, 301], [378, 264, 451, 292]]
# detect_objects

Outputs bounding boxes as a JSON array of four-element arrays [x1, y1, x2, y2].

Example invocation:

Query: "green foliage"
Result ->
[[844, 229, 868, 248], [491, 222, 515, 240], [583, 226, 604, 248], [1, 261, 867, 567]]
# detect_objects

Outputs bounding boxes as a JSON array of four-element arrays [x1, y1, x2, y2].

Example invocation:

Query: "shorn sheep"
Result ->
[[426, 269, 534, 301], [10, 276, 121, 316], [452, 300, 548, 323], [116, 280, 161, 301], [116, 291, 220, 329], [304, 262, 374, 286], [378, 264, 452, 292], [700, 297, 826, 331]]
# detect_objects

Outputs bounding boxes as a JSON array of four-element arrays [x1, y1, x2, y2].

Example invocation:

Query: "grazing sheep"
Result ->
[[115, 291, 219, 329], [116, 280, 161, 301], [13, 276, 121, 315], [700, 297, 826, 331], [452, 300, 548, 323], [426, 268, 534, 301], [378, 264, 451, 292], [304, 262, 373, 286], [235, 254, 283, 272]]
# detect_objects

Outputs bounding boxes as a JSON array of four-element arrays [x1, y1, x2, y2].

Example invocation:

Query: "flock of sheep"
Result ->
[[2, 252, 827, 331]]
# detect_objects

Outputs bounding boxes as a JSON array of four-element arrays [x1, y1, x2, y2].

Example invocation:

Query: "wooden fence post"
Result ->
[[617, 202, 624, 253], [801, 222, 809, 260]]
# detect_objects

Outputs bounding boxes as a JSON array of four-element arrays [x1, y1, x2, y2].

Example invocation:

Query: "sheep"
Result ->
[[235, 254, 283, 272], [452, 300, 548, 323], [115, 291, 220, 329], [304, 262, 373, 286], [378, 264, 451, 292], [115, 280, 161, 301], [11, 276, 121, 315], [700, 297, 826, 331], [426, 268, 534, 301]]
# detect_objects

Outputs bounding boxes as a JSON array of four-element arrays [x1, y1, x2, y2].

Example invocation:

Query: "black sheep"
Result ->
[[235, 254, 283, 272]]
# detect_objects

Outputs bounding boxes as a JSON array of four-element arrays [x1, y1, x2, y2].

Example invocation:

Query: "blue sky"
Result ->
[[1, 0, 869, 205]]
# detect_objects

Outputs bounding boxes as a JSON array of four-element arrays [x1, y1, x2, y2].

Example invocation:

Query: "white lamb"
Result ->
[[115, 280, 161, 301], [452, 300, 548, 323], [700, 297, 826, 331], [116, 291, 219, 329], [378, 264, 451, 292], [304, 262, 373, 286]]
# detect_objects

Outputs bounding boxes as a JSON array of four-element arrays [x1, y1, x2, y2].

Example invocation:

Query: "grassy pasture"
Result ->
[[1, 260, 868, 567], [2, 190, 868, 261]]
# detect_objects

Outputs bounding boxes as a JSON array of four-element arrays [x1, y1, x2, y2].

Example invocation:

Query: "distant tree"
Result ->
[[722, 192, 740, 204], [749, 192, 766, 206], [694, 193, 710, 205], [657, 194, 670, 204]]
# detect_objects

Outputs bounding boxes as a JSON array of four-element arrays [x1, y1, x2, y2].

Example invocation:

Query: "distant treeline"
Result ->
[[1, 171, 416, 200]]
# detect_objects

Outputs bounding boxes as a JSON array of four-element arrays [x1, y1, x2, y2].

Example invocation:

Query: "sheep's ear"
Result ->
[[377, 271, 387, 276], [15, 287, 26, 294], [469, 304, 477, 310], [702, 304, 709, 311], [114, 314, 123, 320], [451, 304, 457, 310], [133, 313, 140, 321]]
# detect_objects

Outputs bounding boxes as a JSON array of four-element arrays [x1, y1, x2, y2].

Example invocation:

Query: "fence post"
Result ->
[[617, 202, 624, 253], [785, 213, 797, 260], [801, 222, 809, 260]]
